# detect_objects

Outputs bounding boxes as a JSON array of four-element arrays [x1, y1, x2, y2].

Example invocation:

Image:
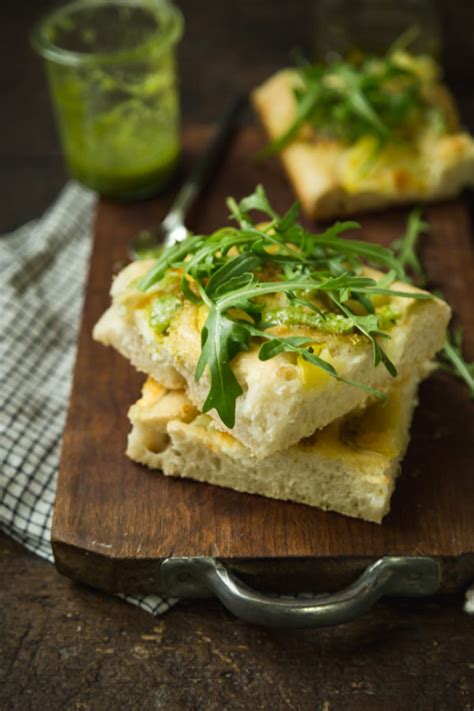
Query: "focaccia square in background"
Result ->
[[252, 51, 474, 220]]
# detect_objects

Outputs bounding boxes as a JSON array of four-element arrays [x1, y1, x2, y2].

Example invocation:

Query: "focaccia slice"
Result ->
[[252, 69, 474, 220], [93, 259, 450, 459], [126, 374, 423, 524]]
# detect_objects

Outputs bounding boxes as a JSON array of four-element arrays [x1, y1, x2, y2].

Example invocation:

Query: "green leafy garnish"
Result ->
[[391, 207, 428, 283], [440, 330, 474, 398], [391, 217, 474, 399], [138, 185, 432, 428], [261, 47, 445, 158]]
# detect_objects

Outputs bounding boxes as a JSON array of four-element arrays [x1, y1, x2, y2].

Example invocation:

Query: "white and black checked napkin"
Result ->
[[0, 183, 175, 616]]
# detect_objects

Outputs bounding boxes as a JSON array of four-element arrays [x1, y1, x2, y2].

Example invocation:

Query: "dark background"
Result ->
[[2, 1, 474, 708]]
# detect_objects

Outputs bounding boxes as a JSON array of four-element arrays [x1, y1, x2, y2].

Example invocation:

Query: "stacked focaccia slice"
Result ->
[[126, 370, 423, 524], [94, 255, 450, 523]]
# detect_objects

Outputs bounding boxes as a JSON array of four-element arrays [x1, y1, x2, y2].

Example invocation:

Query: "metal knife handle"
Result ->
[[160, 556, 440, 628], [162, 95, 246, 240]]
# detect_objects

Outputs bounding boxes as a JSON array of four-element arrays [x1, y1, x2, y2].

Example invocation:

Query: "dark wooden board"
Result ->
[[53, 126, 474, 594]]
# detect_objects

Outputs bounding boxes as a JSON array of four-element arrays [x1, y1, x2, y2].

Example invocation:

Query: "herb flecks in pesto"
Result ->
[[440, 330, 474, 398], [148, 294, 181, 335], [263, 304, 355, 334]]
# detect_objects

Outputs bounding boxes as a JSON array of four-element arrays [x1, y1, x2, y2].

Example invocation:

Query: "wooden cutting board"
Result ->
[[53, 126, 474, 596]]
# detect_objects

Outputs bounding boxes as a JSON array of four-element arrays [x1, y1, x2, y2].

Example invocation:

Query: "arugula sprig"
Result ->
[[391, 215, 474, 398], [261, 45, 444, 158], [440, 330, 474, 398], [391, 207, 428, 284], [138, 185, 431, 427]]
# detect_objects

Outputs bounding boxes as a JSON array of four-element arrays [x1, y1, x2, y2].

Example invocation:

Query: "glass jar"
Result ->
[[32, 0, 183, 200]]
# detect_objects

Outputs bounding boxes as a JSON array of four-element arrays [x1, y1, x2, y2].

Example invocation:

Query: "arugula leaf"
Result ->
[[195, 310, 251, 428], [390, 218, 473, 400], [276, 201, 302, 232], [206, 253, 260, 298], [313, 231, 406, 278], [391, 207, 427, 283], [440, 330, 474, 398], [258, 335, 322, 361], [257, 82, 321, 158], [258, 334, 387, 401], [389, 219, 474, 400], [228, 184, 279, 225], [137, 235, 203, 292], [387, 26, 420, 55], [337, 64, 389, 138], [328, 294, 398, 375], [259, 335, 339, 379]]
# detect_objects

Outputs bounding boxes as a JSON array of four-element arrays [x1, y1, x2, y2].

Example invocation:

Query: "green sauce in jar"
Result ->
[[33, 0, 183, 200]]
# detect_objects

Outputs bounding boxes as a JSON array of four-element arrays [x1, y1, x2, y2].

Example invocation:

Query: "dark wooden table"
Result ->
[[2, 2, 474, 709]]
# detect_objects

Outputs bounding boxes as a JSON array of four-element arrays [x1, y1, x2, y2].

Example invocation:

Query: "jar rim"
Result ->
[[31, 0, 183, 66]]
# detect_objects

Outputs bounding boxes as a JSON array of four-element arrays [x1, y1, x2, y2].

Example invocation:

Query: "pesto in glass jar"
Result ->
[[32, 0, 183, 200]]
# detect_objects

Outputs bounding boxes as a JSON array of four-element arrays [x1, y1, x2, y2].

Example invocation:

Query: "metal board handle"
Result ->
[[160, 556, 440, 628]]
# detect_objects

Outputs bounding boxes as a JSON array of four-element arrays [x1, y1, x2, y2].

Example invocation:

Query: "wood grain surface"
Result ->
[[52, 126, 474, 595]]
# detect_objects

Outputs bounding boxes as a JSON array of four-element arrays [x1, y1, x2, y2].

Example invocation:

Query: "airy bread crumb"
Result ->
[[126, 374, 424, 524]]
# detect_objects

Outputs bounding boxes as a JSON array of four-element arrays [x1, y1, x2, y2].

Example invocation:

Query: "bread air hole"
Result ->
[[144, 431, 170, 454], [277, 365, 298, 381]]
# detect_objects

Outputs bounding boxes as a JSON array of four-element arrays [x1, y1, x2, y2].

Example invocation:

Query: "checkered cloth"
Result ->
[[0, 183, 175, 616]]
